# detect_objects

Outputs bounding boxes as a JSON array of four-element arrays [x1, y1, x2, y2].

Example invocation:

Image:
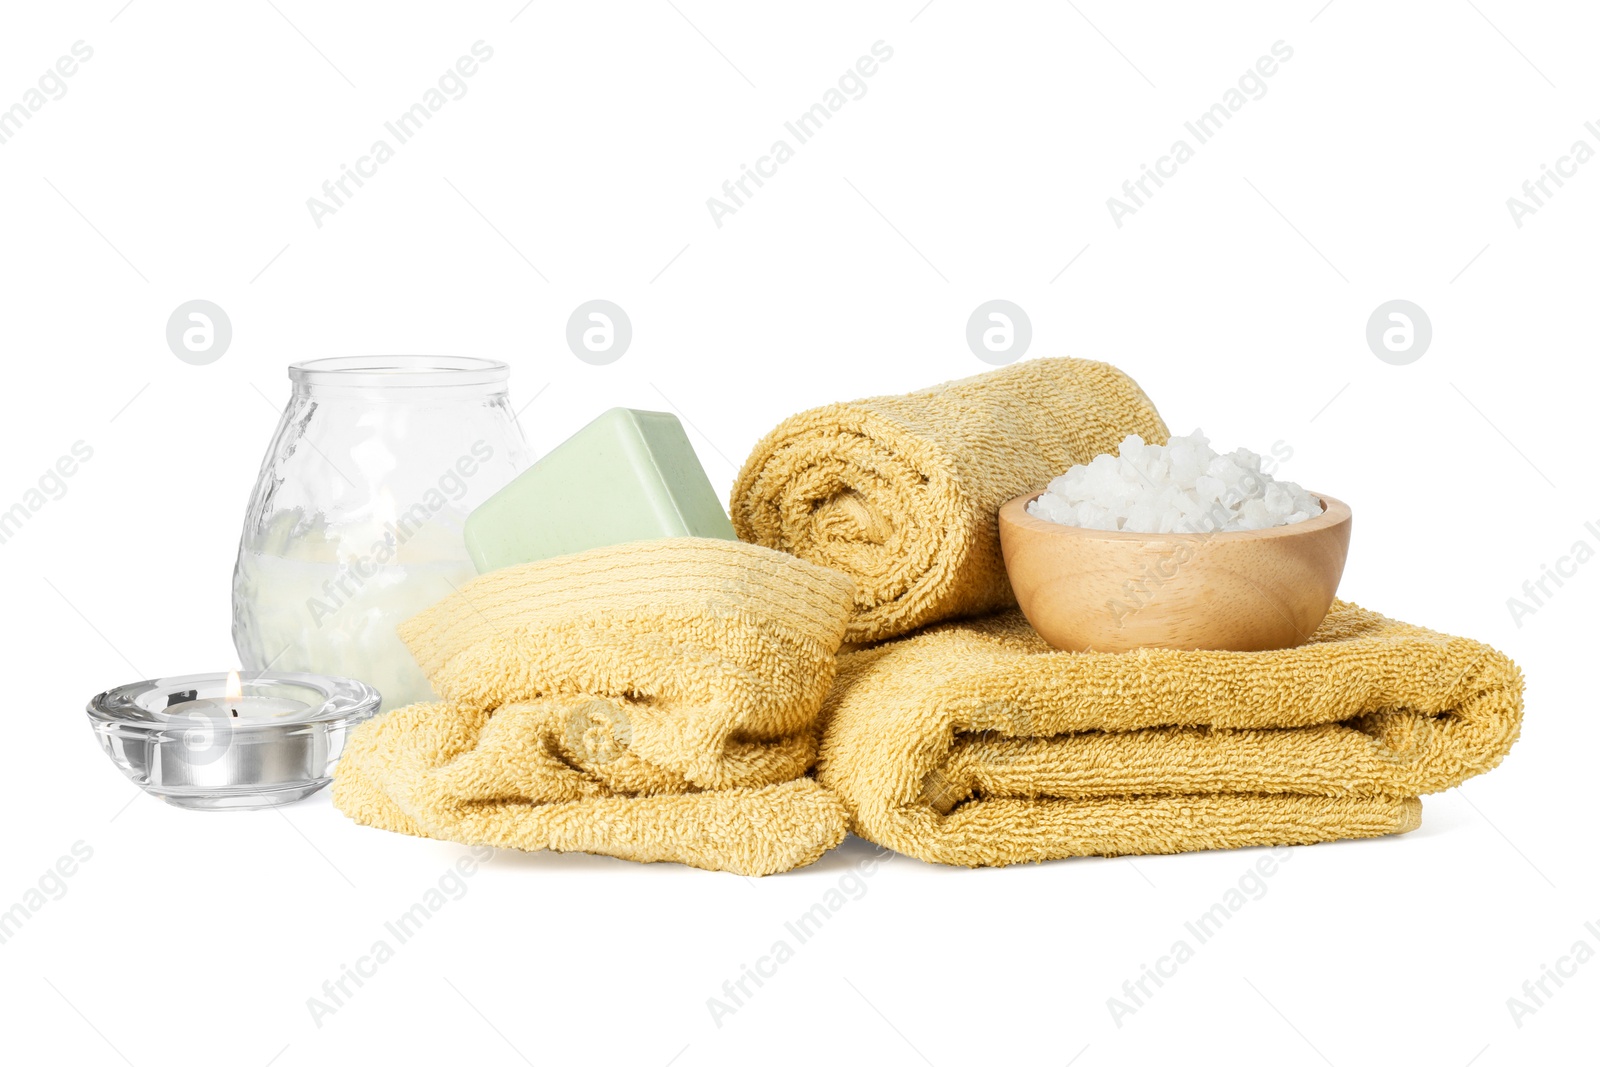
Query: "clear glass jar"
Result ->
[[232, 357, 532, 709]]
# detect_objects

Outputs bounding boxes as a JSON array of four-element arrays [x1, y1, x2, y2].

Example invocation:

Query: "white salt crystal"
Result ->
[[1025, 430, 1323, 534], [1263, 483, 1294, 517], [1238, 498, 1273, 530]]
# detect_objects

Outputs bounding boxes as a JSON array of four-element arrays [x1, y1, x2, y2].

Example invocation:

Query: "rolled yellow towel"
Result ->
[[731, 357, 1169, 643], [333, 539, 857, 875], [816, 602, 1523, 866]]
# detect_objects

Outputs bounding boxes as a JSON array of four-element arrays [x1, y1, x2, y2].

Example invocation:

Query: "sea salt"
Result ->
[[1026, 431, 1323, 533]]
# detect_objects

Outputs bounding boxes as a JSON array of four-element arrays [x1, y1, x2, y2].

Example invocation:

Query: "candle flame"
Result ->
[[225, 670, 243, 701]]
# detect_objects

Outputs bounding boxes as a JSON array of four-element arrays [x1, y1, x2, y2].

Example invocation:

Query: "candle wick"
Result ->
[[231, 707, 239, 718]]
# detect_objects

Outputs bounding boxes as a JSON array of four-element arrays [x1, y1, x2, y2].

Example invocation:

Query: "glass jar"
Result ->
[[232, 357, 532, 709]]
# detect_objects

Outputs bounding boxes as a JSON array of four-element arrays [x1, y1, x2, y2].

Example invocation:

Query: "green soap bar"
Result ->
[[464, 407, 737, 572]]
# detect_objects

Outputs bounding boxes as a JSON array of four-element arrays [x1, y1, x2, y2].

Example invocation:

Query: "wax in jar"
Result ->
[[233, 510, 473, 709]]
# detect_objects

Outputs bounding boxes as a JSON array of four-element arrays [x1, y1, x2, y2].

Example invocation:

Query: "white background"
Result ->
[[2, 1, 1595, 1064]]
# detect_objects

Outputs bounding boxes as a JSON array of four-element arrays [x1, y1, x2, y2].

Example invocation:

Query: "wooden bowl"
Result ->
[[997, 491, 1352, 653]]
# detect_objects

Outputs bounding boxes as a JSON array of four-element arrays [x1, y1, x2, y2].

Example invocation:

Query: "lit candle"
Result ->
[[163, 670, 313, 724]]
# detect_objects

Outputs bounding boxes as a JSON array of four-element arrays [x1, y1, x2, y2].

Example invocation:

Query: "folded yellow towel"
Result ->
[[333, 539, 858, 875], [816, 603, 1523, 866], [731, 357, 1170, 644]]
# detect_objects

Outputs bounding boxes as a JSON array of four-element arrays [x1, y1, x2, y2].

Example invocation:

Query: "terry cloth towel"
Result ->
[[332, 539, 857, 876], [731, 357, 1170, 644], [816, 602, 1523, 866]]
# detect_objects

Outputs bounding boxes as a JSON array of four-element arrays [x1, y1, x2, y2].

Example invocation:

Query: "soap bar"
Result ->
[[464, 407, 737, 571]]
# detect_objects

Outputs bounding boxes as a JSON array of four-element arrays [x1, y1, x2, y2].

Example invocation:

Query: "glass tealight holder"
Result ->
[[87, 672, 380, 811]]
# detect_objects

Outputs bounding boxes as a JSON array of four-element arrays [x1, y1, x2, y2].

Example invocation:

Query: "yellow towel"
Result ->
[[332, 539, 858, 875], [816, 603, 1523, 866], [731, 357, 1170, 644]]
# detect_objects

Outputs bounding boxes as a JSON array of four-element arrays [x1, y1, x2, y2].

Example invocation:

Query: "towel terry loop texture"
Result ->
[[730, 357, 1171, 644], [332, 539, 858, 875], [813, 603, 1522, 866]]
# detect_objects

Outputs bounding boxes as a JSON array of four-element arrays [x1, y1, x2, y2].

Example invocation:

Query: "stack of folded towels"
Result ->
[[336, 358, 1523, 873]]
